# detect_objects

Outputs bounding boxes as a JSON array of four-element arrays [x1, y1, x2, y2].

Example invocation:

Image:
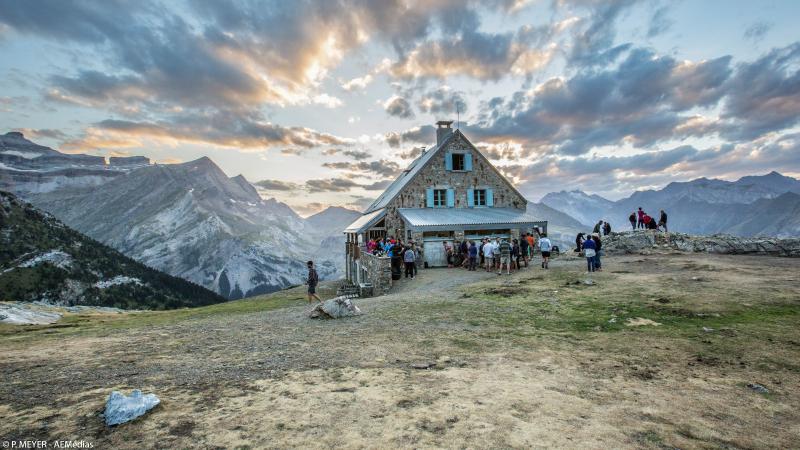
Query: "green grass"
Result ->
[[0, 286, 314, 343]]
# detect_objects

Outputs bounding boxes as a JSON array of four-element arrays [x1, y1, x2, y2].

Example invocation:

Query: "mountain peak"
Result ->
[[4, 131, 24, 138]]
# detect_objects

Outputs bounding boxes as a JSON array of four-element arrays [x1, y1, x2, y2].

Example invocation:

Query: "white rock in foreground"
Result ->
[[104, 390, 160, 426], [0, 303, 61, 324], [309, 296, 362, 319]]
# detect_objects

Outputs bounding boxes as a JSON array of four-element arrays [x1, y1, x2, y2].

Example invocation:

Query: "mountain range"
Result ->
[[541, 172, 800, 238], [4, 130, 798, 303], [0, 191, 224, 309], [2, 132, 352, 299]]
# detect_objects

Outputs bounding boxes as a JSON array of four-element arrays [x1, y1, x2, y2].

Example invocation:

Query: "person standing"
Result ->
[[306, 261, 322, 304], [603, 221, 611, 236], [591, 233, 602, 271], [659, 209, 668, 232], [498, 238, 512, 275], [493, 238, 501, 270], [539, 233, 553, 269], [479, 238, 486, 267], [484, 239, 495, 271], [628, 212, 636, 231], [403, 245, 416, 279], [519, 235, 529, 268], [575, 232, 585, 252], [512, 238, 521, 271], [525, 232, 535, 262], [443, 241, 454, 268], [460, 240, 469, 268], [593, 220, 602, 234], [582, 237, 597, 272], [468, 241, 478, 271], [637, 207, 645, 229]]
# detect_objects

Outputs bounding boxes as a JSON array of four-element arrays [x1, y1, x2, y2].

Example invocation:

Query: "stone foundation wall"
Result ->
[[359, 252, 392, 296]]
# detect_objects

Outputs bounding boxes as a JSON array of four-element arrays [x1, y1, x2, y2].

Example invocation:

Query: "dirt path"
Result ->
[[2, 253, 799, 448]]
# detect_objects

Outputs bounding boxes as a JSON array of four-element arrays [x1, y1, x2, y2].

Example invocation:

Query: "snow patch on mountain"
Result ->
[[18, 250, 73, 270], [94, 276, 143, 289]]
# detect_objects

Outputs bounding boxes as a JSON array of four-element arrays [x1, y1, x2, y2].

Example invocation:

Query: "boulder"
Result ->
[[309, 296, 362, 319], [104, 390, 160, 426]]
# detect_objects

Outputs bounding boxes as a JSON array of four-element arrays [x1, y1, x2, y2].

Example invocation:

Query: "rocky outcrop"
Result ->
[[602, 231, 800, 257]]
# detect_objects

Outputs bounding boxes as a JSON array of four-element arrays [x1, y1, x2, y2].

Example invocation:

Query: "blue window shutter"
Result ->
[[486, 188, 494, 207], [445, 152, 453, 171], [464, 153, 472, 171], [467, 188, 474, 207], [426, 188, 434, 208], [446, 188, 455, 207]]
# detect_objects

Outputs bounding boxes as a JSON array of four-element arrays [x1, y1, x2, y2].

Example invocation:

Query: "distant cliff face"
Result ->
[[0, 131, 150, 194], [28, 157, 340, 299]]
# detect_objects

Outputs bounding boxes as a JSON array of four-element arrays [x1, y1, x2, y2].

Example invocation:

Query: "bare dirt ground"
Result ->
[[1, 253, 799, 449]]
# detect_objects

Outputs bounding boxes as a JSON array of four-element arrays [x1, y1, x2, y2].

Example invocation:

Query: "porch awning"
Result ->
[[343, 208, 386, 233], [397, 207, 546, 232]]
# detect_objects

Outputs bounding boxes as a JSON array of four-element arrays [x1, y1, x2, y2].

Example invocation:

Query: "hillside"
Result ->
[[0, 191, 224, 309], [2, 252, 798, 448], [306, 206, 361, 235], [539, 190, 615, 227], [28, 157, 337, 299]]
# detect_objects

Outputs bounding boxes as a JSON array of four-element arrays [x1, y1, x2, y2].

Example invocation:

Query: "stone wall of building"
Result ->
[[359, 252, 392, 296], [381, 132, 528, 239]]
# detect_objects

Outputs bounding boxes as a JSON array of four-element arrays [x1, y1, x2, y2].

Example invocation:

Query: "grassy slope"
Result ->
[[1, 255, 798, 448]]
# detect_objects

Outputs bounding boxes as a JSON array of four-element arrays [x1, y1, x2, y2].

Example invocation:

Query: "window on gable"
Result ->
[[473, 189, 487, 206], [433, 189, 447, 207], [452, 153, 465, 171]]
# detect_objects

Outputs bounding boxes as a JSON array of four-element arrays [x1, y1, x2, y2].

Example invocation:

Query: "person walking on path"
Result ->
[[629, 212, 636, 231], [659, 209, 668, 232], [591, 233, 602, 271], [512, 239, 521, 270], [637, 207, 645, 229], [306, 261, 322, 304], [468, 241, 478, 271], [582, 237, 597, 272], [539, 233, 553, 269], [498, 239, 512, 275], [403, 245, 416, 279]]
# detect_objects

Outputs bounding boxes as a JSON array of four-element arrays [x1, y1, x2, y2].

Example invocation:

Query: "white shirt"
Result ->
[[484, 242, 494, 257]]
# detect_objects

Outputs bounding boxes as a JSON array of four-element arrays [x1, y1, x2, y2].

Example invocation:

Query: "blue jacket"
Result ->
[[583, 239, 596, 251], [468, 244, 478, 257]]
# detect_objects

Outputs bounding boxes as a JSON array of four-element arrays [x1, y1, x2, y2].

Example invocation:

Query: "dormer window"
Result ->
[[452, 153, 465, 171]]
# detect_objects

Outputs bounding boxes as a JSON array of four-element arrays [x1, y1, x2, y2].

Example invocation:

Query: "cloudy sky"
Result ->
[[1, 0, 799, 215]]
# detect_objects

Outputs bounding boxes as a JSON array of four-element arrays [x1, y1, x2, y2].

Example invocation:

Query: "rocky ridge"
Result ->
[[602, 230, 800, 257]]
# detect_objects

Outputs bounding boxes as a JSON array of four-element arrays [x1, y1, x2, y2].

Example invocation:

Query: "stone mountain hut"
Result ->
[[343, 120, 547, 295]]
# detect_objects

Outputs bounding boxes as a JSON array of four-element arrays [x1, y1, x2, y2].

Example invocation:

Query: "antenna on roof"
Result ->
[[456, 104, 460, 130]]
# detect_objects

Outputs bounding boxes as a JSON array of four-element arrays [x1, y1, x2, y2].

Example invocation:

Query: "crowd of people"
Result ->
[[629, 207, 668, 232], [359, 229, 555, 281]]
